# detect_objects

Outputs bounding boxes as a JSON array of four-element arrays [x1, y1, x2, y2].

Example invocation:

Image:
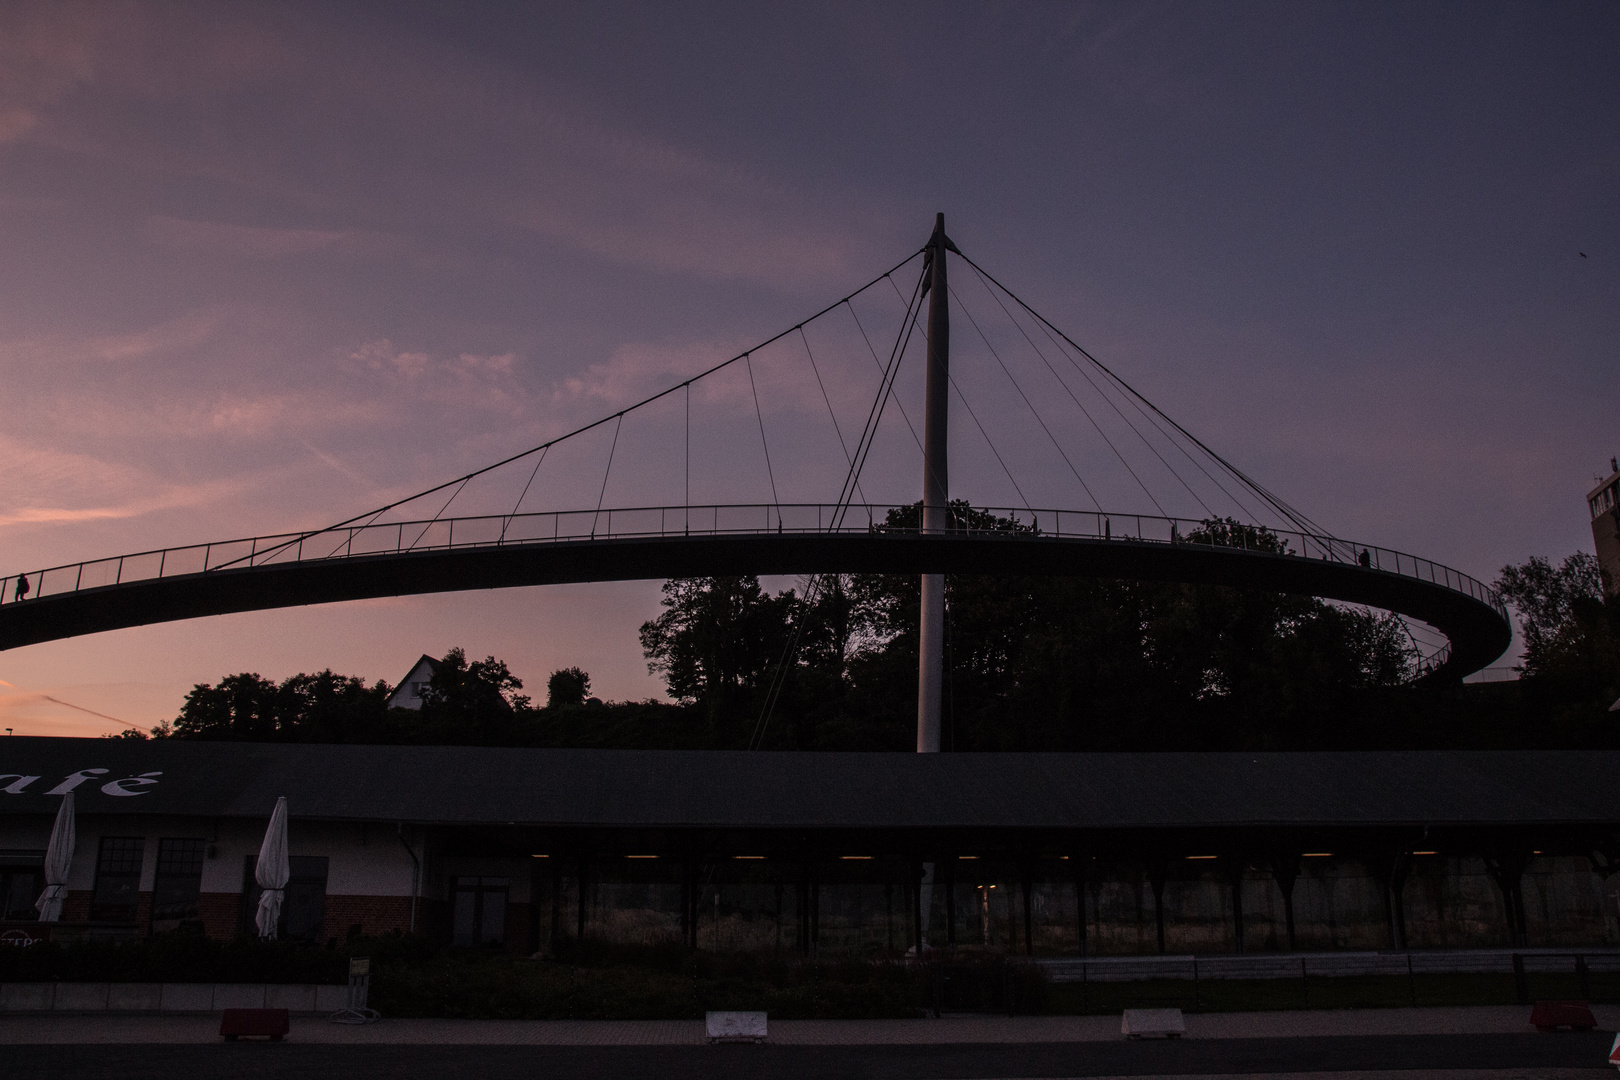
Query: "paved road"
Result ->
[[1, 1033, 1613, 1080]]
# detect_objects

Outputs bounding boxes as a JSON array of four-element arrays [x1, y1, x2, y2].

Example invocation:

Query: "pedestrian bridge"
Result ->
[[0, 502, 1509, 684]]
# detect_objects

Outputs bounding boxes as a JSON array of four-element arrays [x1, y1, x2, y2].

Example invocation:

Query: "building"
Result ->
[[3, 738, 1620, 955], [383, 655, 441, 711], [1592, 459, 1620, 598]]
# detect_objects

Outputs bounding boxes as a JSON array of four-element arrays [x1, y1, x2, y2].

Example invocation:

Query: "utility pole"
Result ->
[[918, 213, 951, 753]]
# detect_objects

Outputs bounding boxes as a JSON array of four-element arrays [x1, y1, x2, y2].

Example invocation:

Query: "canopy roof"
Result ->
[[0, 737, 1615, 832]]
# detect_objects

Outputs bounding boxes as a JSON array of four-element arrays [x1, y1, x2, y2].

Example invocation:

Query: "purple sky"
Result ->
[[1, 1, 1616, 736]]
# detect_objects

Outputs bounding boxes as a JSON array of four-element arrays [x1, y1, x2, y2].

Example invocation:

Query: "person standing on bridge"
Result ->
[[12, 574, 27, 602]]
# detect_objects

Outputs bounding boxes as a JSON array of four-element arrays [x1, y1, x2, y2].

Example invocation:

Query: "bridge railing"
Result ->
[[0, 504, 1506, 630]]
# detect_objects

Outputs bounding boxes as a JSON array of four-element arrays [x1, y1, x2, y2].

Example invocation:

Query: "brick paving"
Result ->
[[2, 1004, 1616, 1045], [1, 1036, 1615, 1080]]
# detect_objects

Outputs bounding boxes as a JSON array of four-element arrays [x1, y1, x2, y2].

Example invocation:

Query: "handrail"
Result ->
[[0, 504, 1507, 629]]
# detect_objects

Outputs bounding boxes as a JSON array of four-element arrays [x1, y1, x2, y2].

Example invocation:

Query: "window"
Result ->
[[0, 851, 44, 921], [91, 837, 145, 922], [452, 877, 508, 946], [241, 855, 329, 941], [151, 839, 206, 930]]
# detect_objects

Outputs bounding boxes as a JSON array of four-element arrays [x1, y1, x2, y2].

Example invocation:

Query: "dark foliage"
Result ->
[[1493, 552, 1620, 744], [153, 515, 1620, 752], [167, 669, 393, 743], [546, 667, 591, 708], [0, 933, 364, 984]]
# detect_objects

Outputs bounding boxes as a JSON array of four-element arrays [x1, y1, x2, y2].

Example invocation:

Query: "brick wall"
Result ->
[[195, 892, 418, 941], [323, 895, 414, 939], [59, 890, 91, 923], [197, 891, 242, 940]]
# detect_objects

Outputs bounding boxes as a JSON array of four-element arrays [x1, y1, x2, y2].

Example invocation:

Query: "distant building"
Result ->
[[384, 654, 441, 711], [1589, 458, 1620, 597]]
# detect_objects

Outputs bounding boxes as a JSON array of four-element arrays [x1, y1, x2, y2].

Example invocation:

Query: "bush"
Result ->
[[0, 934, 351, 984], [0, 932, 1049, 1020], [369, 946, 930, 1020]]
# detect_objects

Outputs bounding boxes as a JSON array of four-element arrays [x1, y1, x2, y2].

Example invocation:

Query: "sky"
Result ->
[[0, 1, 1615, 737]]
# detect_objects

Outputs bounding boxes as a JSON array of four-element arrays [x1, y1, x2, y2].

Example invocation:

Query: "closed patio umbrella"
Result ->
[[254, 796, 290, 939], [35, 792, 75, 922]]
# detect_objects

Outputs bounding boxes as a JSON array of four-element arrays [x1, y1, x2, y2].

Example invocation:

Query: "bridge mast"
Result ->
[[918, 213, 951, 753]]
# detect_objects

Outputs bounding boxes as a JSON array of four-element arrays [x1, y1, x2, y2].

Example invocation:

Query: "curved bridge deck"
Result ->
[[0, 504, 1509, 683]]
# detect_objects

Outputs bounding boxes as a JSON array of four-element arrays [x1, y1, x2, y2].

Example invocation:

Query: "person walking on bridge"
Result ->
[[13, 574, 28, 602]]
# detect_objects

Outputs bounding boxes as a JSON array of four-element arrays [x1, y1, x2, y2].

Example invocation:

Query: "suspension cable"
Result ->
[[949, 282, 1114, 514], [590, 413, 623, 538], [1011, 296, 1269, 527], [963, 266, 1213, 519], [861, 289, 926, 459], [832, 259, 929, 525], [948, 370, 1036, 512], [956, 250, 1338, 546], [744, 353, 780, 509], [406, 477, 471, 552], [754, 260, 930, 749], [217, 248, 928, 572], [502, 445, 550, 541], [799, 324, 867, 504]]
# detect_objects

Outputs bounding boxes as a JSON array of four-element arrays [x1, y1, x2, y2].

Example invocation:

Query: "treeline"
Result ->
[[129, 506, 1620, 752], [136, 649, 708, 749]]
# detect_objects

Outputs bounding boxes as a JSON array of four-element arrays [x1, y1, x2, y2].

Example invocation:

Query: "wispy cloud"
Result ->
[[0, 3, 895, 291], [141, 216, 368, 259]]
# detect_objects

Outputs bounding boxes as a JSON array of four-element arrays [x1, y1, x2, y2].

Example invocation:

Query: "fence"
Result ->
[[0, 503, 1506, 624]]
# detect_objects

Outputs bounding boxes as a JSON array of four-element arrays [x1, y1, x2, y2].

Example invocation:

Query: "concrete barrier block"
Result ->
[[1, 983, 55, 1011], [314, 984, 348, 1013], [213, 984, 268, 1010], [1122, 1008, 1185, 1039], [266, 984, 316, 1012], [706, 1010, 767, 1043], [107, 983, 162, 1011], [53, 983, 110, 1011]]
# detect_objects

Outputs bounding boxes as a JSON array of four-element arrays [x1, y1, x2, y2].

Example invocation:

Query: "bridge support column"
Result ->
[[918, 212, 951, 754]]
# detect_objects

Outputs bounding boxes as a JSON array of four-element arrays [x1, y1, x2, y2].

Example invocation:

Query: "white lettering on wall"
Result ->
[[0, 768, 166, 795], [45, 769, 109, 795], [100, 772, 162, 797]]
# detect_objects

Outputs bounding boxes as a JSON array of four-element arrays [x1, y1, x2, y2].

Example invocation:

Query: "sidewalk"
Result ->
[[4, 1004, 1616, 1044]]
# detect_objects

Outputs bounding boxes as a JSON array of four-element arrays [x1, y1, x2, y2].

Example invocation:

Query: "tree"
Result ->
[[169, 670, 390, 742], [1493, 553, 1620, 741], [824, 505, 1417, 751], [546, 667, 591, 708], [1494, 553, 1603, 676], [638, 576, 795, 727], [171, 672, 279, 740], [412, 648, 531, 743]]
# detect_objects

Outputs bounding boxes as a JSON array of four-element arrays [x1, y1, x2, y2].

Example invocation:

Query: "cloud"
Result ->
[[347, 339, 527, 415], [0, 469, 239, 534], [140, 216, 365, 258], [0, 311, 221, 367], [0, 3, 896, 292]]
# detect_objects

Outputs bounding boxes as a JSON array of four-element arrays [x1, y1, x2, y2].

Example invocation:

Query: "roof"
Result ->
[[383, 654, 440, 710], [2, 738, 1617, 831]]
